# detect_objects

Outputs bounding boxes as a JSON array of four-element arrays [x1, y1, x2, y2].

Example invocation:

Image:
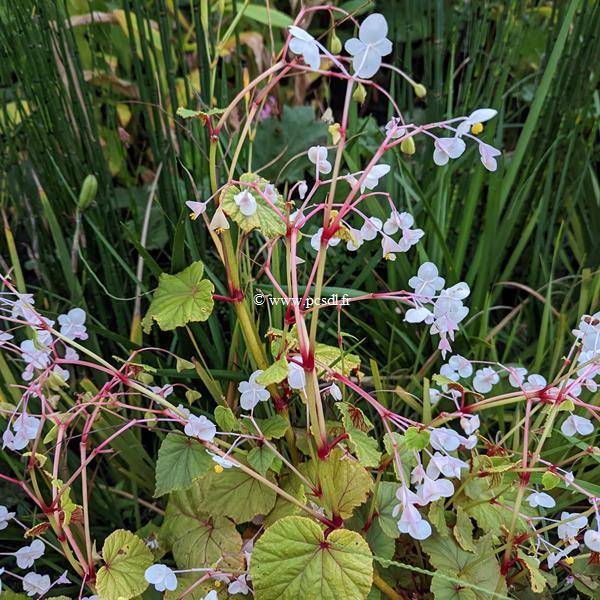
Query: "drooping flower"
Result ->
[[455, 109, 498, 137], [561, 414, 594, 437], [234, 190, 258, 217], [208, 451, 237, 469], [397, 502, 432, 540], [298, 180, 308, 199], [0, 331, 13, 346], [58, 308, 88, 341], [238, 370, 270, 411], [310, 228, 341, 251], [344, 14, 392, 79], [426, 453, 468, 480], [526, 491, 556, 509], [448, 355, 473, 378], [186, 200, 208, 220], [557, 512, 587, 540], [288, 26, 321, 70], [3, 414, 41, 452], [144, 564, 178, 592], [228, 574, 250, 595], [184, 415, 217, 442], [383, 211, 414, 236], [308, 146, 332, 175], [384, 117, 405, 139], [523, 374, 547, 392], [416, 475, 454, 505], [15, 540, 45, 569], [360, 164, 390, 192], [547, 543, 579, 569], [584, 529, 600, 553], [459, 414, 480, 435], [478, 143, 501, 172], [432, 137, 466, 166], [360, 217, 383, 241], [209, 206, 229, 232], [329, 383, 342, 400], [22, 572, 51, 597], [19, 340, 51, 381], [429, 427, 461, 452], [508, 367, 528, 387], [473, 367, 499, 394], [287, 361, 306, 390]]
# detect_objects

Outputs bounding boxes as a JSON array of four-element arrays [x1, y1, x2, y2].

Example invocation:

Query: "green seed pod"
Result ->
[[412, 83, 427, 98], [78, 174, 98, 211], [400, 137, 416, 155], [329, 31, 342, 55], [353, 82, 367, 104]]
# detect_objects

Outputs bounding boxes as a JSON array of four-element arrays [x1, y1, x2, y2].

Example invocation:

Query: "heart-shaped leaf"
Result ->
[[143, 261, 214, 332], [96, 530, 153, 600], [250, 516, 373, 600]]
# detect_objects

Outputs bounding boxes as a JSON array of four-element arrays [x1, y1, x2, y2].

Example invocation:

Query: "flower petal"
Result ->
[[359, 13, 389, 44]]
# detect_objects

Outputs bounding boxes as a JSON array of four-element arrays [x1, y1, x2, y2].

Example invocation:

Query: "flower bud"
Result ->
[[328, 123, 341, 144], [329, 31, 342, 55], [412, 83, 427, 98], [353, 82, 367, 104], [400, 137, 416, 155], [78, 174, 98, 211]]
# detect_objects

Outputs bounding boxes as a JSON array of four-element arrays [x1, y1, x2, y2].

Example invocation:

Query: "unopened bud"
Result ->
[[412, 83, 427, 98], [400, 137, 416, 155], [353, 82, 367, 104], [78, 174, 98, 210], [328, 123, 341, 145], [329, 31, 342, 55]]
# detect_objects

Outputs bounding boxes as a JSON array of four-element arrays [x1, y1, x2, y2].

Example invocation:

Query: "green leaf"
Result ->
[[162, 484, 243, 570], [421, 534, 507, 600], [383, 433, 417, 480], [250, 516, 373, 600], [248, 446, 276, 475], [176, 357, 195, 372], [541, 471, 560, 490], [239, 3, 294, 29], [96, 530, 153, 600], [454, 508, 476, 553], [264, 476, 307, 527], [299, 448, 372, 519], [154, 433, 212, 497], [199, 461, 277, 523], [404, 427, 431, 451], [185, 390, 202, 404], [221, 173, 286, 238], [253, 106, 327, 183], [517, 550, 546, 594], [336, 402, 381, 468], [142, 262, 214, 332], [430, 576, 477, 600], [365, 518, 395, 561], [214, 406, 240, 432], [60, 487, 78, 527], [256, 356, 288, 386], [429, 500, 449, 537], [246, 415, 289, 439], [176, 106, 225, 121], [375, 482, 399, 539]]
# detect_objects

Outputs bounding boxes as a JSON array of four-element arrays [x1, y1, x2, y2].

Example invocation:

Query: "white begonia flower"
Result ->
[[344, 13, 392, 79], [298, 180, 308, 199], [479, 143, 501, 172], [473, 367, 499, 394], [416, 475, 454, 505], [561, 414, 594, 437], [448, 355, 473, 378], [0, 506, 15, 530], [150, 384, 174, 398], [287, 361, 306, 390], [557, 512, 587, 540], [439, 363, 459, 382], [329, 383, 342, 400], [310, 227, 341, 251], [15, 540, 45, 569], [360, 217, 383, 241], [186, 200, 207, 220], [460, 414, 480, 435], [144, 564, 178, 592], [526, 491, 556, 509], [584, 529, 600, 553], [383, 211, 414, 235], [547, 543, 579, 569], [385, 117, 405, 139], [360, 164, 390, 193], [202, 591, 219, 600], [429, 427, 461, 452], [381, 235, 406, 261], [308, 146, 332, 175], [288, 26, 321, 70], [523, 374, 546, 392], [58, 308, 88, 341], [3, 414, 41, 452], [234, 189, 257, 217], [404, 306, 433, 324], [22, 572, 51, 597], [184, 414, 217, 442], [397, 502, 432, 540], [175, 404, 190, 420], [209, 205, 229, 231], [409, 262, 445, 299], [228, 574, 250, 595], [444, 282, 471, 301], [238, 370, 270, 411], [508, 367, 528, 387], [459, 433, 478, 449], [456, 108, 498, 137], [346, 226, 364, 251], [429, 388, 442, 406], [208, 451, 236, 469], [19, 340, 51, 381], [64, 347, 79, 361], [426, 453, 468, 480], [432, 137, 466, 166]]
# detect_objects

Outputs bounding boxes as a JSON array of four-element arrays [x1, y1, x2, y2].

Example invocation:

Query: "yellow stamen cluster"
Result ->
[[214, 464, 224, 473], [471, 122, 484, 135]]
